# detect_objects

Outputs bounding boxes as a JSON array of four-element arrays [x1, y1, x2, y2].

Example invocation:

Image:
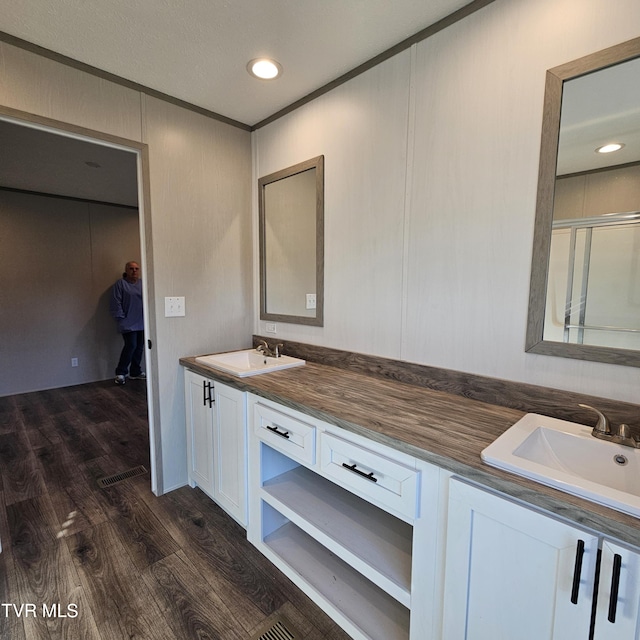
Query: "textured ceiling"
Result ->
[[0, 120, 138, 206], [0, 0, 471, 127], [0, 0, 472, 205], [1, 1, 637, 206]]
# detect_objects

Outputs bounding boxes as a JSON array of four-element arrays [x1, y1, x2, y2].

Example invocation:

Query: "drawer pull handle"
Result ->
[[571, 539, 585, 604], [342, 463, 378, 483], [608, 553, 622, 623], [266, 425, 290, 439]]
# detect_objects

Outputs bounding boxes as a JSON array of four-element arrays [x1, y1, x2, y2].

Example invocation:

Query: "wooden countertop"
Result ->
[[180, 356, 640, 545]]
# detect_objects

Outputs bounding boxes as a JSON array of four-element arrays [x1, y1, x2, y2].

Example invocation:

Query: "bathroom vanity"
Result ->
[[247, 394, 443, 640], [184, 369, 248, 525], [180, 351, 640, 640]]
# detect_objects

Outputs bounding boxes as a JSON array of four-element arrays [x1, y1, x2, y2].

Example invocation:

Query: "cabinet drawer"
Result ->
[[254, 403, 316, 465], [320, 432, 419, 521]]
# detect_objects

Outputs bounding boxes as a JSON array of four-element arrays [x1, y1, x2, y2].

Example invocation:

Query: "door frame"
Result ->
[[0, 104, 162, 493]]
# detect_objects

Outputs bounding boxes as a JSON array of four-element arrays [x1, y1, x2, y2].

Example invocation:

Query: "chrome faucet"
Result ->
[[578, 404, 611, 435], [256, 340, 275, 357], [256, 340, 284, 358], [579, 404, 640, 448]]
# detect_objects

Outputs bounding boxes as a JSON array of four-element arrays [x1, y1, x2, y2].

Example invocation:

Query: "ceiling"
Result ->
[[0, 1, 637, 207], [0, 0, 472, 127], [0, 0, 472, 206], [0, 119, 139, 206]]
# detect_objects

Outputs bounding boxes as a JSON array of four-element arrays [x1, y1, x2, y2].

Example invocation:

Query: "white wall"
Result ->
[[0, 40, 252, 493], [0, 190, 140, 395], [254, 50, 412, 357], [254, 0, 640, 404], [142, 96, 253, 490]]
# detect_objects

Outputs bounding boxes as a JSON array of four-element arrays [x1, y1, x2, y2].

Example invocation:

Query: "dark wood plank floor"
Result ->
[[0, 381, 352, 640]]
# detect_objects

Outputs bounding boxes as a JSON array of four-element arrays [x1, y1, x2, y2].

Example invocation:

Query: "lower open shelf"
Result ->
[[264, 508, 410, 640], [263, 465, 412, 603]]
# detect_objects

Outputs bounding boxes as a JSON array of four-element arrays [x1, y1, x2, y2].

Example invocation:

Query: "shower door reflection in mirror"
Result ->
[[545, 213, 640, 350]]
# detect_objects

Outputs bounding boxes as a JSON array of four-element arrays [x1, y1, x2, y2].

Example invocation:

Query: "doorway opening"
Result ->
[[0, 110, 159, 493]]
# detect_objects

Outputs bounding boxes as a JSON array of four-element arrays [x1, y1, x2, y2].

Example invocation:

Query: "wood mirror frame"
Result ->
[[259, 155, 324, 326], [526, 37, 640, 367]]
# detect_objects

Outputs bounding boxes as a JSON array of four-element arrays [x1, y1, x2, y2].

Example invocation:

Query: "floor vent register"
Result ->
[[97, 465, 148, 488], [251, 614, 300, 640]]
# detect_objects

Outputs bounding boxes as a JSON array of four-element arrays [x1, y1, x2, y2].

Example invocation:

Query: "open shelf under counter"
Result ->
[[264, 515, 410, 640], [262, 465, 412, 604]]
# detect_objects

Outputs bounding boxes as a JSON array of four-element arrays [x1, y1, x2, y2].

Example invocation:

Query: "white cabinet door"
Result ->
[[213, 382, 247, 526], [443, 479, 598, 640], [593, 539, 640, 639], [184, 369, 215, 498]]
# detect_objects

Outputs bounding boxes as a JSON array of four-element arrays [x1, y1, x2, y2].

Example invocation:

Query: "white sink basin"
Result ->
[[481, 413, 640, 517], [195, 349, 305, 377]]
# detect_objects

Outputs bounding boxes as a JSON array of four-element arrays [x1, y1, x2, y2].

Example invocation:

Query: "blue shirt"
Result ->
[[110, 278, 144, 333]]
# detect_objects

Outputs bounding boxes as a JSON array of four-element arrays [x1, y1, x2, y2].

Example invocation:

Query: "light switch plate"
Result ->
[[165, 296, 186, 317]]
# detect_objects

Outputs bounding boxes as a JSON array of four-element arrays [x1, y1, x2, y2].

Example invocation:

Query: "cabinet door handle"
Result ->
[[202, 381, 214, 407], [266, 425, 290, 439], [342, 462, 378, 483], [571, 539, 585, 604], [607, 553, 622, 623]]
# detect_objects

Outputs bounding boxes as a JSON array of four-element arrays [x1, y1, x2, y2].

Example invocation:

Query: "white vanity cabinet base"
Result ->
[[247, 394, 448, 640], [262, 465, 412, 605], [212, 383, 247, 526], [184, 369, 215, 497], [443, 478, 599, 640], [593, 539, 640, 639], [263, 518, 410, 640], [184, 369, 248, 526]]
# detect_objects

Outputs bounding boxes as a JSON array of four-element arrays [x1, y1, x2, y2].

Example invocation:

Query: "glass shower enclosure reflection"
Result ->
[[544, 212, 640, 350]]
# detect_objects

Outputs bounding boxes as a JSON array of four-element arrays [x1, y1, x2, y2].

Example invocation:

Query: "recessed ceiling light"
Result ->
[[595, 142, 624, 154], [247, 58, 282, 80]]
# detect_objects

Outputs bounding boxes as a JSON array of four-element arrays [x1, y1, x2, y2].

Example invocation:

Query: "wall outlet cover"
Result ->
[[265, 322, 277, 333], [306, 293, 316, 310]]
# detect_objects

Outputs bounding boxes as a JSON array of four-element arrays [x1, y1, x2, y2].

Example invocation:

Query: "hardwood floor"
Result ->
[[0, 381, 352, 640]]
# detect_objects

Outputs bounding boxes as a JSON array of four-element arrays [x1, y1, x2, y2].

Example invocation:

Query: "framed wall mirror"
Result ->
[[526, 37, 640, 367], [259, 155, 324, 326]]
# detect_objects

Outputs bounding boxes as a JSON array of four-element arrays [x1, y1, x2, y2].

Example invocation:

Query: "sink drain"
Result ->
[[613, 454, 628, 466]]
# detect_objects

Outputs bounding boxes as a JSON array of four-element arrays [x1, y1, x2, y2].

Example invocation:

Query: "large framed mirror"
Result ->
[[259, 155, 324, 326], [526, 37, 640, 367]]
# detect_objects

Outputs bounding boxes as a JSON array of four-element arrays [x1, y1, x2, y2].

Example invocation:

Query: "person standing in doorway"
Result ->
[[110, 261, 145, 385]]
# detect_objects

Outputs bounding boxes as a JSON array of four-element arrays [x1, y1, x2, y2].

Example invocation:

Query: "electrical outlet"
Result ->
[[165, 296, 186, 317], [265, 322, 277, 334], [306, 293, 316, 310], [71, 358, 78, 367]]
